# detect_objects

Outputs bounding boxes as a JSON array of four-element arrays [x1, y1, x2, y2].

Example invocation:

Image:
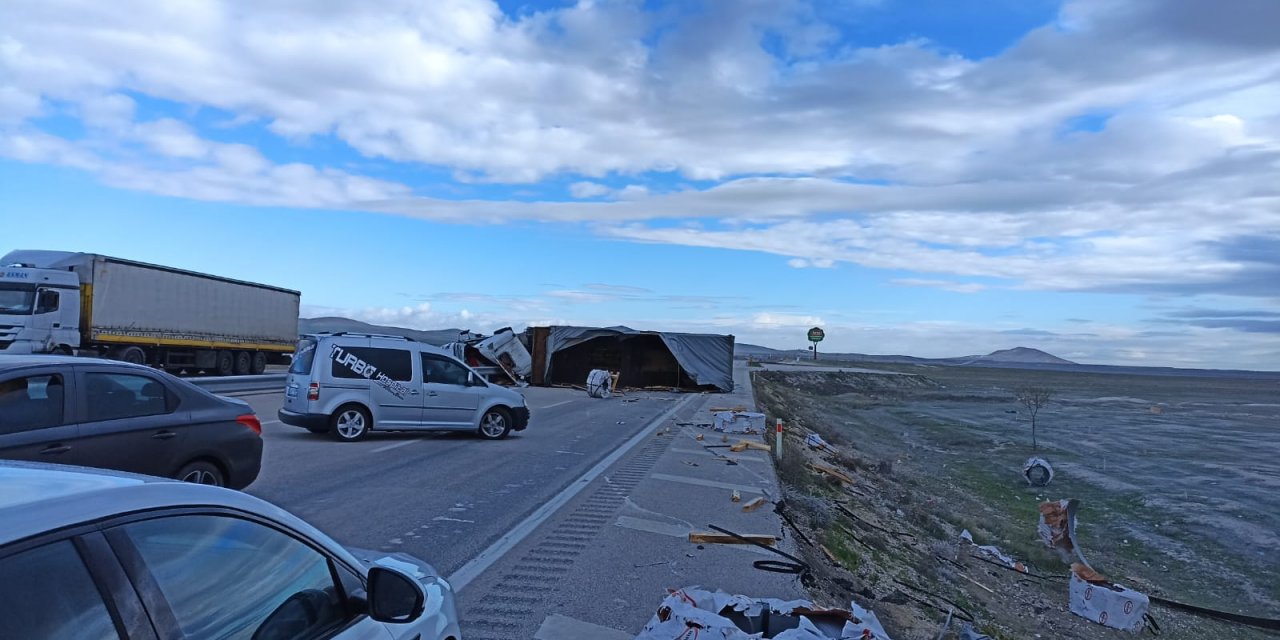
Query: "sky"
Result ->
[[1, 0, 1278, 370]]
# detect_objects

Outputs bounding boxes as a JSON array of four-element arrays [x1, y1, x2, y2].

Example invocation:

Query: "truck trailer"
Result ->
[[0, 250, 300, 375]]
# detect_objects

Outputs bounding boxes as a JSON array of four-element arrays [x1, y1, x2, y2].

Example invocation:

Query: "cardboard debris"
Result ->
[[1068, 564, 1150, 632], [587, 369, 613, 398], [715, 411, 767, 434], [808, 463, 854, 485], [635, 588, 892, 640], [1038, 499, 1089, 566], [1023, 456, 1054, 486], [742, 497, 767, 512], [688, 532, 777, 546], [960, 529, 1026, 572]]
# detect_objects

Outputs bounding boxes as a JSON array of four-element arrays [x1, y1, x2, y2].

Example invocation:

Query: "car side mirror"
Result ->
[[467, 371, 479, 386], [366, 566, 426, 624]]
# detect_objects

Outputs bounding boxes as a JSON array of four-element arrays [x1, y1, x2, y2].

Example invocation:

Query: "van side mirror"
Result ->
[[366, 566, 425, 624]]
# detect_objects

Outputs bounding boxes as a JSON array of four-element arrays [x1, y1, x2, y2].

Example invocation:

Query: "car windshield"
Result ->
[[0, 284, 35, 314]]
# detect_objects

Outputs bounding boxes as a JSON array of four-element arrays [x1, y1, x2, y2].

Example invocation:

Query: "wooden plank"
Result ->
[[688, 532, 777, 546], [809, 463, 855, 485], [736, 440, 773, 452], [742, 497, 768, 512], [729, 442, 749, 452]]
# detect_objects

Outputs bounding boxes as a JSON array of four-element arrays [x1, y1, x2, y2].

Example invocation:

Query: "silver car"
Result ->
[[279, 333, 530, 442], [0, 460, 462, 640]]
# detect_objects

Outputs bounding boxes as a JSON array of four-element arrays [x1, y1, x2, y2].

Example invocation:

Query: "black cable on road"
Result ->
[[707, 524, 814, 587]]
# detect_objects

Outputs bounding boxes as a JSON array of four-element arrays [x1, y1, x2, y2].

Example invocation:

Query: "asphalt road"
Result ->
[[234, 386, 682, 578]]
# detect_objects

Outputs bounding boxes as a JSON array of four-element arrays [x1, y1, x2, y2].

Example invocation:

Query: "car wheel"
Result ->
[[478, 407, 512, 440], [215, 350, 234, 376], [234, 351, 252, 375], [176, 460, 225, 486], [330, 405, 371, 442], [251, 351, 268, 375]]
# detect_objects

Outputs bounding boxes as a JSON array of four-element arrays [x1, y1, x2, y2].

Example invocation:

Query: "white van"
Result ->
[[278, 333, 530, 441]]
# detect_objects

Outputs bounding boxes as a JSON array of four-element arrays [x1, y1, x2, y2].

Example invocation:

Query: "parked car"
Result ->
[[279, 332, 531, 442], [0, 460, 461, 640], [0, 355, 262, 488]]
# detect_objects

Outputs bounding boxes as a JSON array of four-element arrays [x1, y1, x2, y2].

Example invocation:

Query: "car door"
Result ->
[[0, 369, 82, 465], [70, 367, 190, 479], [421, 354, 483, 428], [328, 344, 421, 428], [105, 513, 393, 640]]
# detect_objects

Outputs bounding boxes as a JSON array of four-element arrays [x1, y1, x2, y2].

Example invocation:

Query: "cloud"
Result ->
[[568, 181, 610, 198], [787, 257, 835, 269]]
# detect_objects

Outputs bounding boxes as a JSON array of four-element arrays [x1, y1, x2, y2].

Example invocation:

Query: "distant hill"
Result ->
[[960, 347, 1076, 365], [298, 317, 471, 346]]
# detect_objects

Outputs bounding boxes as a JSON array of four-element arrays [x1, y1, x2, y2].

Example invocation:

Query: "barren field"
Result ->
[[753, 364, 1280, 639]]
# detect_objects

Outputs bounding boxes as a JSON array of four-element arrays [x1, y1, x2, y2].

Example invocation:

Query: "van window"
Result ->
[[423, 354, 471, 386], [330, 346, 413, 382], [290, 338, 318, 375]]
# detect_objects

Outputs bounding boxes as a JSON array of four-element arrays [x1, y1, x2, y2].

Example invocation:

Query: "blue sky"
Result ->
[[2, 0, 1278, 369]]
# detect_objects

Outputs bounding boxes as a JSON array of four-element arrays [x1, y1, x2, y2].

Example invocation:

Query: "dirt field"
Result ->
[[752, 364, 1280, 639]]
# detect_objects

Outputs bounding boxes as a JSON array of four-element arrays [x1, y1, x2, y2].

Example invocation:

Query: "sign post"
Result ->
[[806, 327, 825, 361], [776, 418, 783, 461]]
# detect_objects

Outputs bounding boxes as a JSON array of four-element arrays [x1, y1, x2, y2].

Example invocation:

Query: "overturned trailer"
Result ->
[[526, 326, 734, 392]]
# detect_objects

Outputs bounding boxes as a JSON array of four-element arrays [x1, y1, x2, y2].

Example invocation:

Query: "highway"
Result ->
[[233, 386, 686, 579]]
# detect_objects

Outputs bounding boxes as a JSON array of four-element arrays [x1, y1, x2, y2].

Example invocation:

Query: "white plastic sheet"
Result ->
[[634, 588, 892, 640], [713, 411, 766, 434]]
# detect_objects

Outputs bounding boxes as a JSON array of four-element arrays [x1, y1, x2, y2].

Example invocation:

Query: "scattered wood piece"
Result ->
[[735, 440, 772, 452], [729, 442, 749, 453], [960, 573, 995, 594], [742, 497, 767, 512], [731, 490, 741, 503], [820, 544, 840, 565], [695, 434, 704, 441], [809, 463, 855, 485], [688, 532, 777, 546]]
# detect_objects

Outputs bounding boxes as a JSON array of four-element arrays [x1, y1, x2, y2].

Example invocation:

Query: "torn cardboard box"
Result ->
[[714, 411, 766, 434], [1038, 498, 1089, 566], [635, 588, 892, 639], [1068, 564, 1150, 632]]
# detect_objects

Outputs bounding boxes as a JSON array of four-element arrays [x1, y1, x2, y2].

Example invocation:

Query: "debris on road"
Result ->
[[688, 531, 777, 546], [587, 369, 613, 398], [714, 410, 767, 433], [742, 497, 767, 512], [1023, 456, 1054, 486], [731, 490, 741, 502], [635, 588, 892, 640], [734, 439, 773, 452]]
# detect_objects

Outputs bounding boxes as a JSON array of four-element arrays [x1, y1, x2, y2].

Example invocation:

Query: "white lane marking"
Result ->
[[432, 516, 476, 524], [447, 393, 696, 592], [540, 399, 575, 409], [371, 439, 420, 453], [535, 614, 632, 640], [649, 473, 765, 495], [556, 450, 586, 455], [259, 420, 282, 427]]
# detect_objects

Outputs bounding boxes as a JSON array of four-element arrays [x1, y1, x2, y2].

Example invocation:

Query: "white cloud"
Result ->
[[568, 181, 611, 198], [787, 257, 835, 269]]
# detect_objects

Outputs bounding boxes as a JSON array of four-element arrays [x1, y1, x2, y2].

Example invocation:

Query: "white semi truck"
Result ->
[[0, 250, 300, 375]]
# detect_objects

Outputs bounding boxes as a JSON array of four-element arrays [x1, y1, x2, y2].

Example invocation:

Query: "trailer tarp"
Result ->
[[543, 326, 734, 392]]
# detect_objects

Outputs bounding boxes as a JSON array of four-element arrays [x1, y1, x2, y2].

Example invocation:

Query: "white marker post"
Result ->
[[775, 418, 783, 461]]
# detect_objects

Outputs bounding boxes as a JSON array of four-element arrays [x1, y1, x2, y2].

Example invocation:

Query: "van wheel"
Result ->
[[233, 351, 252, 375], [331, 406, 371, 442], [215, 351, 234, 376], [176, 460, 225, 487], [251, 351, 268, 375], [478, 407, 512, 440]]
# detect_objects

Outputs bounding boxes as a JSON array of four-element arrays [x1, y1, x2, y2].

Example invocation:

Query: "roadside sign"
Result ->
[[807, 327, 825, 343]]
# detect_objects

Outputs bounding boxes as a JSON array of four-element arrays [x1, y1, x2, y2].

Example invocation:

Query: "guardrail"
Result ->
[[189, 374, 286, 395]]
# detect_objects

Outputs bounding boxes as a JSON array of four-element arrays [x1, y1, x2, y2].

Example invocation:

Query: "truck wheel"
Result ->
[[233, 351, 251, 375], [215, 351, 234, 376], [115, 346, 146, 366], [251, 351, 268, 375], [330, 405, 371, 442], [478, 407, 512, 440]]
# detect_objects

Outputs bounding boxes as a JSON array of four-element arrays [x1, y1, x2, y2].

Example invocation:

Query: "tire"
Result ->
[[215, 350, 234, 376], [233, 351, 252, 376], [176, 460, 225, 487], [251, 351, 268, 375], [478, 407, 512, 440], [116, 346, 146, 366], [330, 405, 371, 442], [54, 345, 74, 356]]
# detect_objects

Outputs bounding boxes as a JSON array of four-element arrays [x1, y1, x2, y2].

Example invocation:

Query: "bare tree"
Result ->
[[1015, 386, 1054, 450]]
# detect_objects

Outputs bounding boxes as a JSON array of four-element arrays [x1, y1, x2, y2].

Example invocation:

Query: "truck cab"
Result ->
[[0, 262, 81, 355]]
